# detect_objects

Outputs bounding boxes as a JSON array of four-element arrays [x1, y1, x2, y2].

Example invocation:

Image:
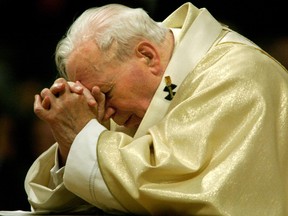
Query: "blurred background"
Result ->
[[0, 0, 287, 211]]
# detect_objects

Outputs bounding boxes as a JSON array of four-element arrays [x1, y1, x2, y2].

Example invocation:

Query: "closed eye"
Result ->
[[104, 90, 112, 99], [104, 85, 113, 99]]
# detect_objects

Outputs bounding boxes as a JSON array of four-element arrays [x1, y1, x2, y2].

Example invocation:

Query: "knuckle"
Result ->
[[34, 106, 44, 117], [55, 77, 66, 83], [40, 88, 49, 97]]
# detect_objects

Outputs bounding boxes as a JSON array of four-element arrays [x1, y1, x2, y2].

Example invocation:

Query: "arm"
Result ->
[[24, 123, 125, 213], [26, 78, 123, 213], [34, 78, 102, 165]]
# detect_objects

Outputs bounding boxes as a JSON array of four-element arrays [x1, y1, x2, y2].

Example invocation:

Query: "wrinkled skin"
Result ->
[[34, 78, 104, 165]]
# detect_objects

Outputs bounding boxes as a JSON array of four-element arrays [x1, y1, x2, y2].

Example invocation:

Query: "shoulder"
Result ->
[[174, 42, 288, 103], [194, 42, 287, 78]]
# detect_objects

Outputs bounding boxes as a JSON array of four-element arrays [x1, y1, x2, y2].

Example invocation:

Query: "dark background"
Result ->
[[0, 0, 287, 211]]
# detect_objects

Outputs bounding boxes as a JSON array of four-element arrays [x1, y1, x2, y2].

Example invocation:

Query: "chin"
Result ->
[[124, 121, 140, 128], [124, 115, 142, 128]]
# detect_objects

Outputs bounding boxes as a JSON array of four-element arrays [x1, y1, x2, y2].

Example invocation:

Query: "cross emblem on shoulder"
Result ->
[[163, 76, 177, 101]]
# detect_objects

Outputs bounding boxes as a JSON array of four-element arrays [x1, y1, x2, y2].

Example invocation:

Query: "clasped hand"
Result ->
[[34, 78, 106, 165]]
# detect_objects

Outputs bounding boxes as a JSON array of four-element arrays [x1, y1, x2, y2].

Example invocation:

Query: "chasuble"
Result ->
[[25, 2, 288, 215]]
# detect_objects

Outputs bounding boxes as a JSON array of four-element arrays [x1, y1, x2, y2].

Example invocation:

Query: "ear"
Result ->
[[135, 41, 161, 75]]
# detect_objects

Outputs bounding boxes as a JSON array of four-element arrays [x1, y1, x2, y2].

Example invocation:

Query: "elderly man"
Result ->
[[25, 2, 288, 215]]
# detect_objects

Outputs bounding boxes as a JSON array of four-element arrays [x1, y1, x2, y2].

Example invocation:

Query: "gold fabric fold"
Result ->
[[98, 43, 288, 215]]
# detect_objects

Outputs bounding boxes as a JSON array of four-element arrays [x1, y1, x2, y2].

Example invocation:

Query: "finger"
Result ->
[[40, 88, 57, 107], [54, 77, 67, 84], [68, 81, 84, 94], [52, 78, 70, 96], [34, 94, 47, 119], [91, 86, 105, 105], [91, 86, 106, 120], [77, 81, 97, 106], [103, 107, 116, 122], [50, 83, 65, 96], [41, 96, 51, 110], [40, 88, 51, 99]]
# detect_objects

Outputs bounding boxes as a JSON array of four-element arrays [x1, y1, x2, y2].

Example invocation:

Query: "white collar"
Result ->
[[134, 8, 223, 138], [170, 27, 181, 49]]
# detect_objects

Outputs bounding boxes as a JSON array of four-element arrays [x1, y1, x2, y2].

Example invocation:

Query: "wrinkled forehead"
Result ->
[[65, 42, 115, 91], [65, 41, 100, 79]]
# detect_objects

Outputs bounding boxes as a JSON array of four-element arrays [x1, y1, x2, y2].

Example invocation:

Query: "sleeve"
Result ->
[[24, 119, 125, 214], [96, 45, 288, 215], [24, 144, 90, 212], [63, 119, 127, 214], [48, 150, 64, 188]]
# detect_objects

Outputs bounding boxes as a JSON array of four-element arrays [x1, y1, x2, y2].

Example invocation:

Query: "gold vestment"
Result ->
[[25, 2, 288, 215]]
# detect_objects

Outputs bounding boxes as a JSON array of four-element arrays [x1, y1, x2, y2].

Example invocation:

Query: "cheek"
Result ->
[[109, 97, 132, 110], [117, 99, 148, 117], [109, 82, 148, 113]]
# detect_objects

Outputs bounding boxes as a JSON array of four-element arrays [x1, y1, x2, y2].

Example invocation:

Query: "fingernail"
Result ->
[[89, 99, 96, 106]]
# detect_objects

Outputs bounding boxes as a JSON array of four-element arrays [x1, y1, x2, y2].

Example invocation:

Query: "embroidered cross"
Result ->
[[163, 76, 177, 101]]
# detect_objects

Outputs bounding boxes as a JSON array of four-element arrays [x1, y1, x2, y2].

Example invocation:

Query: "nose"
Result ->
[[103, 107, 116, 121]]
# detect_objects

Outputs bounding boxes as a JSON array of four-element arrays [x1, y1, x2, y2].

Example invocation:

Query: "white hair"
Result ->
[[55, 4, 169, 78]]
